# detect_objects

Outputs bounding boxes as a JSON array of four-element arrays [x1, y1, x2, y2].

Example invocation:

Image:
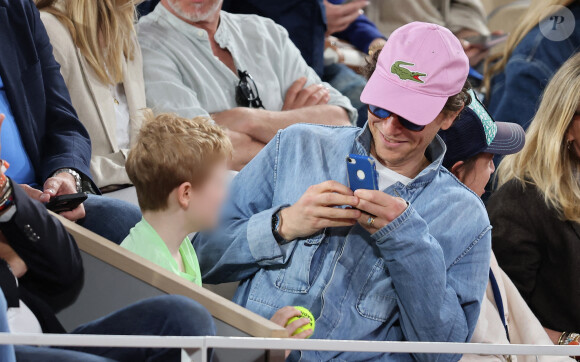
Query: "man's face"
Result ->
[[368, 109, 457, 171], [164, 0, 223, 23]]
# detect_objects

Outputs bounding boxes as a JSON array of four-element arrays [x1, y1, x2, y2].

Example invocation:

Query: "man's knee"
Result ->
[[148, 295, 216, 337]]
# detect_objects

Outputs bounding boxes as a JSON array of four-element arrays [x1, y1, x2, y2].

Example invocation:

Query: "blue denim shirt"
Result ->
[[487, 3, 580, 130], [194, 124, 491, 361]]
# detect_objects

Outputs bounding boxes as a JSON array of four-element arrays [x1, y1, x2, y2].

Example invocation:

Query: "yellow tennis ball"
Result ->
[[285, 306, 315, 338]]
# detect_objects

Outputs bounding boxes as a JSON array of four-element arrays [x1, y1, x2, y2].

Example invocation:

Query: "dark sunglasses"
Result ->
[[367, 104, 425, 132], [235, 70, 264, 109]]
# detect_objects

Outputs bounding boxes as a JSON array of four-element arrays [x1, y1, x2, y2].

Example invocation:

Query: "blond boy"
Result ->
[[121, 112, 232, 285]]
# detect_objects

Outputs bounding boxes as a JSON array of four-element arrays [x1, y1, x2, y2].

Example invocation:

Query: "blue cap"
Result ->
[[439, 90, 525, 169]]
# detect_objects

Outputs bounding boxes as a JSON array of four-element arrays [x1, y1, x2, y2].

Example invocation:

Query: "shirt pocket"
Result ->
[[274, 230, 328, 294], [356, 258, 398, 322]]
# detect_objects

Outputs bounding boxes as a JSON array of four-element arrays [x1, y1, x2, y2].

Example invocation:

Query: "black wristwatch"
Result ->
[[271, 210, 286, 244]]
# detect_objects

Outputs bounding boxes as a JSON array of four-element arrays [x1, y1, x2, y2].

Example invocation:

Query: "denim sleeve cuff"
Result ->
[[371, 204, 426, 244], [246, 204, 293, 266]]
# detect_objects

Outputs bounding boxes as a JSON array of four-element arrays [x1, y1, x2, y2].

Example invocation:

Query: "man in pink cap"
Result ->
[[195, 22, 491, 361]]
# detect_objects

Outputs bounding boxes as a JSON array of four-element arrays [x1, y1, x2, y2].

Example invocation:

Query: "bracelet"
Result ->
[[0, 160, 10, 192], [0, 184, 14, 213]]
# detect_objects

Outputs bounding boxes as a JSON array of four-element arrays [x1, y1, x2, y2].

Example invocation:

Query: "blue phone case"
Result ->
[[346, 154, 379, 191]]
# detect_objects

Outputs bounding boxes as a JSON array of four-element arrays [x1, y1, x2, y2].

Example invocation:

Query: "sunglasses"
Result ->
[[367, 105, 425, 132], [235, 70, 264, 109]]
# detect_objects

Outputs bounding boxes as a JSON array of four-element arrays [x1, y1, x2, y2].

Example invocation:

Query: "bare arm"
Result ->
[[225, 129, 266, 171], [213, 105, 350, 145]]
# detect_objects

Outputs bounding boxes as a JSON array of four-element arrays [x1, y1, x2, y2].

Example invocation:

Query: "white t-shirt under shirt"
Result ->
[[373, 158, 413, 190]]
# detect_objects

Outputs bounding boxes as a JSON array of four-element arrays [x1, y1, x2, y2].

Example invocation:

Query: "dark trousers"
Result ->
[[15, 295, 216, 362]]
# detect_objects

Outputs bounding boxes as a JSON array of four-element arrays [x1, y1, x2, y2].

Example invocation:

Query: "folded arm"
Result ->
[[213, 105, 351, 145]]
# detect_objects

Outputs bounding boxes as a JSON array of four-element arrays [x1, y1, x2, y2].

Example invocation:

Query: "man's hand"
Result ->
[[270, 306, 313, 358], [324, 0, 369, 35], [455, 29, 504, 67], [278, 181, 361, 241], [354, 189, 408, 234], [19, 184, 43, 200], [0, 233, 27, 278], [225, 129, 266, 171], [282, 77, 330, 111], [42, 172, 85, 221]]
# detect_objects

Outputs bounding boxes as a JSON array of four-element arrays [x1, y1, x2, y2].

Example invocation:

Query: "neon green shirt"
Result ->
[[120, 218, 202, 286]]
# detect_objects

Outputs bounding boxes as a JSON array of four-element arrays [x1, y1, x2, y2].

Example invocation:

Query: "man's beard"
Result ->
[[166, 0, 223, 22]]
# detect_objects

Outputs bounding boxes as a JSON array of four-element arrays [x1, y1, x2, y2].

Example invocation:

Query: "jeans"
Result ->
[[0, 289, 15, 362], [79, 194, 142, 245], [15, 295, 216, 362], [322, 63, 368, 127]]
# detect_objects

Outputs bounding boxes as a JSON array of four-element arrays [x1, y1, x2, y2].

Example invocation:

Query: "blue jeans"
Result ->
[[0, 289, 16, 362], [15, 295, 216, 362], [79, 194, 142, 244], [322, 63, 368, 127]]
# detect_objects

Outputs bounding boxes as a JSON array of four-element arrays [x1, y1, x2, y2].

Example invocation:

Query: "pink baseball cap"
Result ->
[[360, 22, 469, 126]]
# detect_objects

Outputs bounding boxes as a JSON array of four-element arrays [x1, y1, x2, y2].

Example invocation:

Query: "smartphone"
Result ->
[[46, 193, 88, 213], [346, 154, 379, 192], [465, 33, 509, 49]]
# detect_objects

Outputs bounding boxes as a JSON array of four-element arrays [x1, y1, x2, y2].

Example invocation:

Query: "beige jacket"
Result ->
[[461, 253, 572, 362], [40, 11, 146, 189], [366, 0, 490, 37]]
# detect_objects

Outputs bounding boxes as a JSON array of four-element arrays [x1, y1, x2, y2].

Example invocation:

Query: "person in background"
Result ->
[[37, 0, 147, 194], [221, 0, 386, 127], [487, 53, 580, 347], [138, 0, 357, 171], [0, 115, 216, 362], [439, 90, 572, 362], [484, 0, 580, 130], [0, 0, 140, 244], [121, 112, 314, 351], [367, 0, 491, 66], [194, 22, 491, 361]]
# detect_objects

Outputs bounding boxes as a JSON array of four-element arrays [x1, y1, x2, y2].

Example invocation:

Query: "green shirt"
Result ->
[[120, 218, 202, 286]]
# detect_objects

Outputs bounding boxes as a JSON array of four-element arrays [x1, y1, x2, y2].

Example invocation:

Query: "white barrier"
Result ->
[[1, 333, 579, 362]]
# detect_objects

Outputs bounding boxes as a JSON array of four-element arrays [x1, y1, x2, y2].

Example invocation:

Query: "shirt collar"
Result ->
[[153, 4, 230, 45], [352, 123, 447, 186]]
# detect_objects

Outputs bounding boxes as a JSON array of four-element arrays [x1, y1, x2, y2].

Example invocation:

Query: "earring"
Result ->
[[568, 139, 574, 150]]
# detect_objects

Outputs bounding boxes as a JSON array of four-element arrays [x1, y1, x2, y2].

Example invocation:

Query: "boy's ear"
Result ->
[[176, 182, 192, 209], [450, 161, 465, 182]]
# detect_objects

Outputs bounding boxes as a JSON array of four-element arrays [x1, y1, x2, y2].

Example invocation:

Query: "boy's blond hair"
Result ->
[[126, 110, 232, 212]]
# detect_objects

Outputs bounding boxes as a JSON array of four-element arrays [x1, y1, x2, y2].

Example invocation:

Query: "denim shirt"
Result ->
[[194, 124, 491, 361], [487, 3, 580, 130]]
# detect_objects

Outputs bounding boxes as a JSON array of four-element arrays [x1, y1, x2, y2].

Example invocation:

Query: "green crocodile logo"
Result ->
[[391, 61, 427, 83]]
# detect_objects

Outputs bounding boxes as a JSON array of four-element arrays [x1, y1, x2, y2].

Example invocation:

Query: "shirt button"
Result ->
[[197, 30, 204, 37]]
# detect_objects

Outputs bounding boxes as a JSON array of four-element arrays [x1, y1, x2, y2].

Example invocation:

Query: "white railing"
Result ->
[[0, 333, 579, 362]]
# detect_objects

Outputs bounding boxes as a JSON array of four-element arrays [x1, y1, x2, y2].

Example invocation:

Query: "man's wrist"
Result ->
[[52, 168, 82, 193], [277, 207, 294, 241]]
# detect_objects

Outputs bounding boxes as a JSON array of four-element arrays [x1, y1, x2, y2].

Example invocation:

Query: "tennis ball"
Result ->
[[285, 306, 315, 338]]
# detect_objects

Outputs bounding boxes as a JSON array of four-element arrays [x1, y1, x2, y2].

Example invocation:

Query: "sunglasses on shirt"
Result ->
[[367, 104, 425, 132], [235, 70, 264, 109]]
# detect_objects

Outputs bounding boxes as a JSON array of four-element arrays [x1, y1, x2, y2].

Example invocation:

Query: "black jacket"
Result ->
[[0, 0, 95, 189], [487, 179, 580, 332], [0, 182, 83, 333]]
